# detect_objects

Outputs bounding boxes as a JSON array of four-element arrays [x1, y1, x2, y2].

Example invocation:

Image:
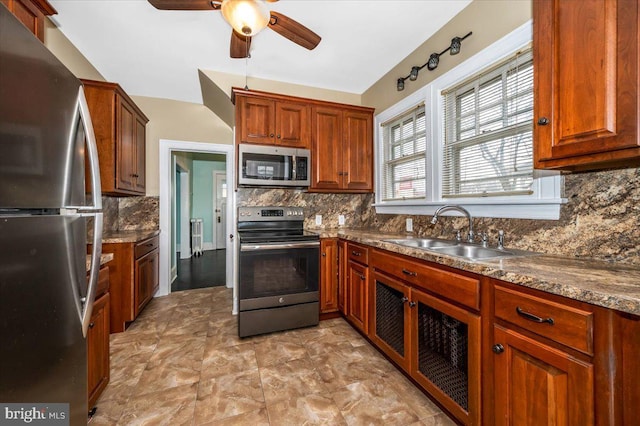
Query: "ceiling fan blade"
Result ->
[[230, 31, 252, 58], [268, 11, 321, 50], [148, 0, 220, 10]]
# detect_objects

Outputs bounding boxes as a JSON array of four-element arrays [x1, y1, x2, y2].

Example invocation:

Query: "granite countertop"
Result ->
[[86, 253, 114, 272], [327, 229, 640, 316], [101, 229, 160, 244]]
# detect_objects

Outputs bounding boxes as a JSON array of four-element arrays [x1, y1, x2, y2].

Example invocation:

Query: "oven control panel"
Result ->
[[238, 206, 304, 221]]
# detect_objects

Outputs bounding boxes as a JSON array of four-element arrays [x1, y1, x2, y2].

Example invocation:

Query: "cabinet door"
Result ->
[[275, 101, 310, 148], [370, 270, 411, 371], [534, 0, 640, 170], [311, 106, 343, 190], [116, 97, 136, 192], [411, 288, 481, 426], [134, 249, 158, 317], [337, 240, 348, 315], [320, 239, 339, 313], [239, 96, 276, 144], [347, 260, 368, 334], [134, 115, 146, 193], [343, 110, 373, 191], [87, 292, 110, 409], [493, 325, 594, 426], [4, 0, 47, 41]]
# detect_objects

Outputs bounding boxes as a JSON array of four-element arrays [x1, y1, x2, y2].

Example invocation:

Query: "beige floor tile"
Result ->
[[260, 357, 329, 404], [196, 407, 270, 426], [118, 382, 198, 426], [254, 338, 309, 368], [331, 378, 420, 426], [200, 341, 257, 380], [194, 369, 265, 423], [266, 394, 347, 426], [94, 287, 454, 425]]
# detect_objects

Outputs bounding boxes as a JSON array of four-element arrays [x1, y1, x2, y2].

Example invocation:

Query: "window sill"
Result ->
[[373, 198, 567, 220]]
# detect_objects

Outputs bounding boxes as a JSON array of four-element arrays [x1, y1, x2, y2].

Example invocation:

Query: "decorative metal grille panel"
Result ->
[[375, 280, 405, 357], [417, 302, 469, 411]]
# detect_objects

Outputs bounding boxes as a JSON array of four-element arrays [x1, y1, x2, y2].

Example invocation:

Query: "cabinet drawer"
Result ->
[[135, 236, 159, 259], [371, 250, 480, 311], [95, 266, 110, 298], [494, 285, 594, 355], [347, 242, 369, 265]]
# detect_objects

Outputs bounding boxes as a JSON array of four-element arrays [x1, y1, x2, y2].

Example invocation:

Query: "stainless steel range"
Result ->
[[237, 206, 320, 337]]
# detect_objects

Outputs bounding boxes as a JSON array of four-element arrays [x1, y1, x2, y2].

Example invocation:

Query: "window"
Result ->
[[442, 49, 533, 198], [375, 22, 564, 220], [381, 105, 427, 200]]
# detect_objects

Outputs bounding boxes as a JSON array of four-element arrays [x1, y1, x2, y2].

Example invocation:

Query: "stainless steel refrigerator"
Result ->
[[0, 4, 103, 425]]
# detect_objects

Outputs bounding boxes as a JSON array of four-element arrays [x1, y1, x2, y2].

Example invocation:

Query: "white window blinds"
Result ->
[[442, 48, 534, 198], [382, 105, 427, 200]]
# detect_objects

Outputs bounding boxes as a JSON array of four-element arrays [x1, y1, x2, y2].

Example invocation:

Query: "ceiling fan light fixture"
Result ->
[[221, 0, 270, 36]]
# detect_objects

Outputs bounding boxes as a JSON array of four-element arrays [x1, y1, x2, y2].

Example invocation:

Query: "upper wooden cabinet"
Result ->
[[233, 89, 310, 148], [232, 88, 374, 193], [311, 105, 374, 192], [81, 79, 149, 196], [2, 0, 56, 42], [533, 0, 640, 170]]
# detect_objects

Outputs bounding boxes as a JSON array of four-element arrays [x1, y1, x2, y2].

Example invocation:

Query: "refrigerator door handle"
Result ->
[[82, 212, 103, 337], [78, 86, 102, 211]]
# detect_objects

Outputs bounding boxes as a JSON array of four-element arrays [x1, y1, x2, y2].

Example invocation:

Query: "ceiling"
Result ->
[[48, 0, 473, 104]]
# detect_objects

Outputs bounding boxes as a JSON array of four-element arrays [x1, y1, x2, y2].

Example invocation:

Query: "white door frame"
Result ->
[[179, 170, 191, 258], [213, 170, 227, 249], [159, 140, 236, 303]]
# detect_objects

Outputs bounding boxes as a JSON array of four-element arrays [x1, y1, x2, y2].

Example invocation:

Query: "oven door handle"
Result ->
[[240, 241, 320, 251]]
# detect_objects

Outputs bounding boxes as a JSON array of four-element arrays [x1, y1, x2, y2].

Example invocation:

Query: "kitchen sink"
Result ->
[[382, 237, 538, 261], [382, 238, 458, 249]]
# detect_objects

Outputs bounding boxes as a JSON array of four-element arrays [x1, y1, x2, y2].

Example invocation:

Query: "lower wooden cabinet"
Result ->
[[87, 266, 110, 410], [370, 262, 481, 425], [347, 260, 369, 334], [337, 239, 348, 315], [319, 238, 339, 314], [101, 235, 159, 333], [87, 292, 110, 409], [492, 325, 594, 426], [135, 248, 159, 318]]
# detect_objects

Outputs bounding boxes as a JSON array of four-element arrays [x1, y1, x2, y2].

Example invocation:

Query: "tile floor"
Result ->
[[90, 287, 456, 426]]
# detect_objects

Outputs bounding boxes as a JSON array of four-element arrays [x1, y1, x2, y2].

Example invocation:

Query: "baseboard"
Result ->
[[203, 242, 215, 251]]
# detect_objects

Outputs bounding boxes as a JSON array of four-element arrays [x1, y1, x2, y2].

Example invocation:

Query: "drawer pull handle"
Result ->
[[358, 273, 366, 280], [402, 269, 417, 277], [351, 251, 361, 256], [516, 306, 555, 325]]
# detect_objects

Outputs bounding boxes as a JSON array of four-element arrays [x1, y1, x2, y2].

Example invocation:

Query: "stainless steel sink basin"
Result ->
[[382, 238, 457, 249], [382, 238, 537, 261], [429, 245, 518, 260]]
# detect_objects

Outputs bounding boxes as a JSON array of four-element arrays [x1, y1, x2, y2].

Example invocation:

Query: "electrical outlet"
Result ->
[[406, 218, 413, 232], [338, 215, 345, 226], [315, 215, 322, 226]]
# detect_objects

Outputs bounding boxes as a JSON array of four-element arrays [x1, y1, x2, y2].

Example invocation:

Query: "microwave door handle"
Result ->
[[292, 156, 297, 181]]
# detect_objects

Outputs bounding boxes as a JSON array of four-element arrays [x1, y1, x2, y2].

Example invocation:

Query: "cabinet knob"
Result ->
[[270, 133, 274, 137], [401, 296, 409, 303], [89, 322, 95, 329], [537, 117, 550, 125], [277, 134, 281, 139], [409, 301, 416, 308], [492, 343, 504, 354], [322, 252, 326, 257]]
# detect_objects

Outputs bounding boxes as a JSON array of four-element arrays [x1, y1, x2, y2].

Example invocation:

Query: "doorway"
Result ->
[[159, 140, 236, 311]]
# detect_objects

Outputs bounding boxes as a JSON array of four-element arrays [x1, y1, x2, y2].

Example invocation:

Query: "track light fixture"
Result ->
[[397, 31, 472, 91]]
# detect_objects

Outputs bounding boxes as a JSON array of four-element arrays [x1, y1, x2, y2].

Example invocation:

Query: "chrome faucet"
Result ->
[[431, 205, 475, 243]]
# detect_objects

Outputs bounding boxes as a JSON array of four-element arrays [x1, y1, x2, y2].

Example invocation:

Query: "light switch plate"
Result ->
[[406, 218, 413, 232], [338, 215, 345, 226], [315, 215, 322, 226]]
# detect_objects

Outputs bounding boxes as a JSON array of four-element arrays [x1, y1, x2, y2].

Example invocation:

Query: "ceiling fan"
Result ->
[[148, 0, 321, 58]]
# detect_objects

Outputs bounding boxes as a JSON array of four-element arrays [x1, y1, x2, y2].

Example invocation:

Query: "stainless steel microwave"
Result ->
[[238, 144, 310, 187]]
